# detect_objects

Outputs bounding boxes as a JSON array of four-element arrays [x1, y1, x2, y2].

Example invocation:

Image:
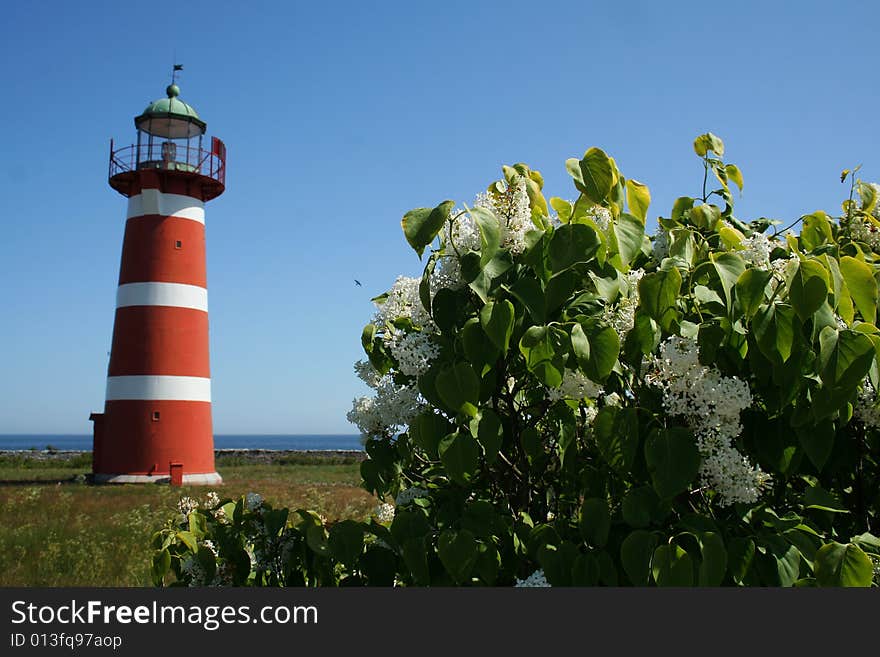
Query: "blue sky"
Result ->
[[1, 0, 877, 435]]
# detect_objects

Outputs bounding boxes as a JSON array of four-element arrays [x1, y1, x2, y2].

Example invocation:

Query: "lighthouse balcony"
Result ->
[[109, 139, 226, 201]]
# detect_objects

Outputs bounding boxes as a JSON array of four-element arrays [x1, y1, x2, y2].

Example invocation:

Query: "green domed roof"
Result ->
[[135, 84, 207, 139]]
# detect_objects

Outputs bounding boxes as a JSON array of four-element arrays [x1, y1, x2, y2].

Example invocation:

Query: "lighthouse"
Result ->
[[90, 75, 226, 485]]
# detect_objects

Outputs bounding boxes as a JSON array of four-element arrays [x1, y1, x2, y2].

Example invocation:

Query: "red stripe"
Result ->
[[94, 400, 215, 475], [108, 306, 210, 376], [126, 169, 214, 199], [118, 216, 206, 286]]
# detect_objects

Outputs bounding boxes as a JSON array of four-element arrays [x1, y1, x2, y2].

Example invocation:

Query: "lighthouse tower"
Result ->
[[90, 76, 226, 485]]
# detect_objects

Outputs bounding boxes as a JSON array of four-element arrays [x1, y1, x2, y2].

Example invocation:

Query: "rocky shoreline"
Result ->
[[0, 449, 366, 464]]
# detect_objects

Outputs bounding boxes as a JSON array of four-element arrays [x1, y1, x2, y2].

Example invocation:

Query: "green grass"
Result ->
[[0, 453, 377, 587]]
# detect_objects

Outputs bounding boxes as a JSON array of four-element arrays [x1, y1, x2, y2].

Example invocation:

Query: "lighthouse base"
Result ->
[[92, 472, 223, 486]]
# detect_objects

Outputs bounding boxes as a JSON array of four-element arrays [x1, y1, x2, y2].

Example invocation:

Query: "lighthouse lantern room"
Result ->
[[90, 74, 226, 485]]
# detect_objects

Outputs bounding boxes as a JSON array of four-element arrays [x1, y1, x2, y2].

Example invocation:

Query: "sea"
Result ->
[[0, 434, 364, 452]]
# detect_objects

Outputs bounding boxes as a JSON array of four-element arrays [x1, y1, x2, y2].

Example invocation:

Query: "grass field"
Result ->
[[0, 452, 377, 587]]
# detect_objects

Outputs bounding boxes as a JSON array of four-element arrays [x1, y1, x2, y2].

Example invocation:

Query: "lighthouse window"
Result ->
[[174, 240, 183, 249], [152, 411, 161, 421]]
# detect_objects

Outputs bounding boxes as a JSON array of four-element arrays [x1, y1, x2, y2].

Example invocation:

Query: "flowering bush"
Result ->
[[154, 135, 880, 586]]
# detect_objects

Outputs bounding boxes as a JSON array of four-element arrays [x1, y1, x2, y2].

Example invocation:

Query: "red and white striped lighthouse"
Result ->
[[90, 76, 226, 485]]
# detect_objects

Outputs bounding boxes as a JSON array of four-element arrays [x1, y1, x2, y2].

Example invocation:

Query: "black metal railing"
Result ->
[[109, 139, 226, 187]]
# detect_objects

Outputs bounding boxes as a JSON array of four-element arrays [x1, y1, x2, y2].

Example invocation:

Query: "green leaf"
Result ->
[[736, 268, 771, 319], [698, 532, 728, 586], [644, 427, 701, 499], [814, 542, 874, 587], [753, 303, 796, 363], [431, 287, 461, 333], [839, 256, 877, 323], [579, 498, 611, 548], [480, 300, 515, 355], [652, 543, 694, 586], [690, 203, 721, 230], [435, 362, 480, 417], [801, 212, 833, 251], [622, 486, 660, 528], [402, 538, 431, 585], [152, 549, 171, 585], [548, 223, 601, 273], [621, 530, 656, 586], [796, 420, 834, 471], [519, 325, 567, 387], [710, 252, 746, 311], [671, 197, 694, 222], [462, 318, 499, 370], [305, 524, 329, 557], [467, 250, 515, 303], [818, 327, 875, 392], [638, 267, 682, 333], [725, 164, 743, 191], [175, 531, 198, 553], [789, 258, 829, 321], [469, 409, 503, 464], [693, 132, 724, 157], [390, 509, 431, 545], [612, 213, 646, 270], [401, 201, 453, 258], [567, 147, 614, 204], [409, 411, 451, 458], [359, 546, 397, 586], [594, 406, 639, 475], [520, 426, 543, 463], [573, 322, 619, 382], [727, 537, 755, 585], [511, 276, 545, 323], [328, 520, 365, 567], [438, 529, 479, 584], [438, 431, 480, 486], [469, 206, 501, 267], [625, 179, 651, 223], [550, 197, 572, 223]]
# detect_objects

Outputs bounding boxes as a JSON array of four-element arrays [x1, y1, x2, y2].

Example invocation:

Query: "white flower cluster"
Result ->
[[245, 492, 264, 511], [351, 285, 435, 438], [374, 276, 434, 331], [373, 502, 395, 523], [354, 359, 382, 388], [841, 184, 880, 250], [394, 486, 429, 507], [586, 204, 613, 232], [347, 375, 425, 438], [547, 368, 603, 402], [843, 214, 880, 251], [514, 569, 551, 587], [855, 379, 880, 430], [389, 331, 440, 377], [739, 232, 774, 269], [474, 178, 532, 255], [644, 336, 770, 506], [177, 496, 199, 518], [603, 268, 644, 336], [652, 230, 669, 261]]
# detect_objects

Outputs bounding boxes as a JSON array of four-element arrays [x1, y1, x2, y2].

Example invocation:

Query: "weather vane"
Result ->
[[171, 63, 183, 85]]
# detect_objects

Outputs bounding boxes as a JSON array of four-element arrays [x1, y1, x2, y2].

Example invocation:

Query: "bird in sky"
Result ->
[[354, 279, 362, 287]]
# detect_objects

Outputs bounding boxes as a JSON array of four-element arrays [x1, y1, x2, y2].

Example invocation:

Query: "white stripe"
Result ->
[[106, 376, 212, 402], [116, 282, 208, 312], [127, 189, 205, 224], [93, 472, 223, 485]]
